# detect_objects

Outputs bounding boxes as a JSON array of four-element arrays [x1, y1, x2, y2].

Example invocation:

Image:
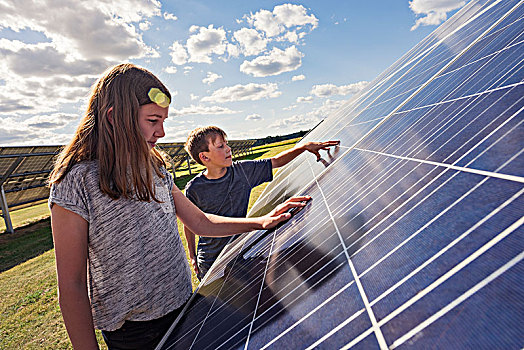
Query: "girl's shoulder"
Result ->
[[67, 160, 98, 177], [56, 160, 98, 187]]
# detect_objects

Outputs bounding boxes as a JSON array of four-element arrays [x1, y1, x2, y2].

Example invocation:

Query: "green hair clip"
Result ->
[[148, 88, 170, 108]]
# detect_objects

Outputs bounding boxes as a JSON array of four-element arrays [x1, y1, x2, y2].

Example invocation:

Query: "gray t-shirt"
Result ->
[[185, 159, 273, 270], [49, 161, 192, 331]]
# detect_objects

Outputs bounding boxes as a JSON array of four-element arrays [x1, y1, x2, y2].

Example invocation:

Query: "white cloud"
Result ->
[[292, 74, 305, 81], [269, 98, 347, 133], [283, 104, 298, 111], [226, 43, 241, 58], [283, 31, 299, 43], [306, 98, 347, 120], [164, 66, 178, 74], [163, 12, 178, 21], [297, 96, 313, 103], [171, 104, 239, 116], [169, 41, 188, 65], [0, 0, 159, 61], [273, 4, 318, 29], [139, 21, 151, 31], [190, 93, 199, 101], [310, 81, 368, 97], [0, 113, 79, 146], [189, 25, 200, 33], [0, 0, 163, 117], [25, 113, 78, 129], [246, 113, 262, 120], [186, 25, 227, 63], [240, 46, 303, 77], [268, 114, 314, 129], [410, 0, 466, 30], [183, 66, 193, 75], [202, 72, 222, 85], [233, 28, 267, 56], [201, 83, 281, 103], [247, 4, 318, 38]]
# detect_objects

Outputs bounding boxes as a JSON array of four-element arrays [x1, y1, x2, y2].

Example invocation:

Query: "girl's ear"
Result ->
[[106, 107, 114, 124]]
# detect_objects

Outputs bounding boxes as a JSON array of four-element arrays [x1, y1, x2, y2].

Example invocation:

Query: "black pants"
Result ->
[[101, 306, 184, 350]]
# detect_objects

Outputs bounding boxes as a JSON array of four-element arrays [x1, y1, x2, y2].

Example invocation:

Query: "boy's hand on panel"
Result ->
[[303, 141, 340, 161]]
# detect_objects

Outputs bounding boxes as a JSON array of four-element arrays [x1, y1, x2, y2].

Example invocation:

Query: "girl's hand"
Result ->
[[260, 195, 311, 229]]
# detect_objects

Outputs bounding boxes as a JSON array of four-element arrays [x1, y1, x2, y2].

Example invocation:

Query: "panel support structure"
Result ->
[[0, 185, 14, 234]]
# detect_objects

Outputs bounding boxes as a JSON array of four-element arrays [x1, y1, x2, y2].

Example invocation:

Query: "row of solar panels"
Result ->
[[0, 140, 255, 219]]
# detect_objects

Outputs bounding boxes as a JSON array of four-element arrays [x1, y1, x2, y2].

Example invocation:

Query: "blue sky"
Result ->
[[0, 0, 468, 145]]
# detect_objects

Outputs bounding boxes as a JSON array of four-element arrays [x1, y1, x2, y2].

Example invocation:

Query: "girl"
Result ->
[[48, 63, 308, 349]]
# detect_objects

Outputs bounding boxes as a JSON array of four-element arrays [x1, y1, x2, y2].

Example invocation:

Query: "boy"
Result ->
[[184, 126, 339, 280]]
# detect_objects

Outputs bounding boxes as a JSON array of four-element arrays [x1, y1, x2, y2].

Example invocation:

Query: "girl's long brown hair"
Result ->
[[49, 63, 171, 202]]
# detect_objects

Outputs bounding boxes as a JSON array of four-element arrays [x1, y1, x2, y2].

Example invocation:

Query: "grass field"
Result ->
[[0, 139, 298, 349]]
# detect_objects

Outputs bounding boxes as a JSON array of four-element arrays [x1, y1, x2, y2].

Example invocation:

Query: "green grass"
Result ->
[[1, 201, 51, 234], [0, 139, 298, 349]]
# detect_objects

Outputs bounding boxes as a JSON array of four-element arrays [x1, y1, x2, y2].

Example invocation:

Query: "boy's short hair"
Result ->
[[185, 126, 228, 165]]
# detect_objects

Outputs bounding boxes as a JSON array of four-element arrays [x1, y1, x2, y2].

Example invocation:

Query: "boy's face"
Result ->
[[201, 135, 232, 168]]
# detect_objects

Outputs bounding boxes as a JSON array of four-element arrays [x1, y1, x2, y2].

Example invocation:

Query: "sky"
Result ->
[[0, 0, 469, 146]]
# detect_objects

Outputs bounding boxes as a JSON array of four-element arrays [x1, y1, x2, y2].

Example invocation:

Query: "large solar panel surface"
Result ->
[[158, 0, 523, 348]]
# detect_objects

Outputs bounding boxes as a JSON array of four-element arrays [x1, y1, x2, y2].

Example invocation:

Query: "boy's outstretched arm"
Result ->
[[183, 225, 199, 276], [271, 141, 340, 168]]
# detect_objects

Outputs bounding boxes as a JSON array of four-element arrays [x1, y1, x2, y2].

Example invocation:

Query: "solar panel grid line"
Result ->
[[324, 159, 443, 247], [351, 86, 524, 191], [338, 190, 524, 348], [187, 241, 252, 350], [397, 37, 523, 109], [198, 249, 345, 349], [250, 1, 516, 212], [305, 309, 369, 350], [223, 245, 355, 348], [374, 88, 524, 172], [310, 4, 491, 140], [357, 147, 524, 183], [253, 257, 350, 347], [398, 37, 524, 111], [180, 207, 332, 348], [243, 205, 330, 260], [347, 167, 491, 261], [315, 1, 519, 145], [368, 186, 524, 308], [199, 249, 348, 350], [243, 229, 279, 350], [319, 0, 493, 133], [160, 244, 247, 350], [380, 217, 524, 348], [356, 171, 504, 279], [373, 80, 523, 121], [259, 279, 359, 350], [389, 249, 524, 349], [178, 198, 350, 348], [307, 159, 389, 350]]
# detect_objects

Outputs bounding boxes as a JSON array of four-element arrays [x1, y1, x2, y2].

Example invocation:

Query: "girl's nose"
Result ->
[[155, 123, 165, 138]]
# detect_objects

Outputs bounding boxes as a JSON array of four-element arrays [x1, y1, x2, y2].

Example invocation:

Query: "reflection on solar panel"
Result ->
[[157, 1, 523, 348]]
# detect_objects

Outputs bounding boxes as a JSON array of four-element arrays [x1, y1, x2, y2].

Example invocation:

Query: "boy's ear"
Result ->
[[106, 107, 114, 124], [199, 152, 208, 163]]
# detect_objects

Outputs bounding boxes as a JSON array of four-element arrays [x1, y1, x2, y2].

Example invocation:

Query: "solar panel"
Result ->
[[158, 1, 523, 347]]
